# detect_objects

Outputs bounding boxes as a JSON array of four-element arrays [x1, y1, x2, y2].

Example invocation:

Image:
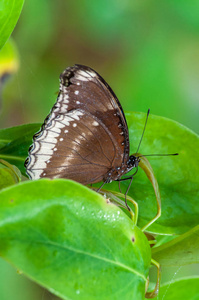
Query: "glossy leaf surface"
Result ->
[[0, 179, 151, 300]]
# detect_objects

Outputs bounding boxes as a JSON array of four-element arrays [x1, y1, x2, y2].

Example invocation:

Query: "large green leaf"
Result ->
[[153, 277, 199, 300], [0, 123, 40, 175], [104, 112, 199, 235], [1, 112, 198, 235], [0, 0, 25, 50], [0, 179, 151, 300], [152, 225, 199, 266], [128, 112, 199, 234]]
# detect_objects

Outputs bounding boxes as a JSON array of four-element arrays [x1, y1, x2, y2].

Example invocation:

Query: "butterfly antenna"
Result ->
[[138, 153, 179, 158], [136, 109, 150, 154]]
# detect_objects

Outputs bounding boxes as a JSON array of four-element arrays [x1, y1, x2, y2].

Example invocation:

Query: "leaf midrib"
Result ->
[[4, 237, 147, 281]]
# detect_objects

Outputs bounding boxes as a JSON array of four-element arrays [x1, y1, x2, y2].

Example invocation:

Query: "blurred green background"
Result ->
[[0, 1, 199, 299], [0, 0, 199, 133]]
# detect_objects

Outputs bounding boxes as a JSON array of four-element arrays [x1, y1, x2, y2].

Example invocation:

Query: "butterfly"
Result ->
[[25, 64, 140, 204]]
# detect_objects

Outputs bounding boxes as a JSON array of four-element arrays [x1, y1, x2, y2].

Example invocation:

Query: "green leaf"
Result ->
[[1, 112, 199, 235], [0, 123, 40, 175], [0, 179, 151, 300], [152, 225, 199, 266], [0, 0, 25, 50], [153, 277, 199, 300], [104, 112, 199, 235], [0, 167, 18, 190], [0, 159, 21, 190], [128, 112, 199, 235]]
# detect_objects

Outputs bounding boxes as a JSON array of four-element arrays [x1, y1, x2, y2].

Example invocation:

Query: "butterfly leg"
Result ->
[[125, 177, 133, 211], [118, 181, 122, 193], [116, 167, 138, 211], [96, 180, 107, 192], [115, 176, 133, 211]]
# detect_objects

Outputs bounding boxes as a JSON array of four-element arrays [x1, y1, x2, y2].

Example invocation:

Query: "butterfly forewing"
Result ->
[[25, 65, 130, 184]]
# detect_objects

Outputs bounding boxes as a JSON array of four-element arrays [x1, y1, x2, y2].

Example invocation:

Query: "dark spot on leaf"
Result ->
[[10, 199, 14, 203], [132, 236, 135, 243]]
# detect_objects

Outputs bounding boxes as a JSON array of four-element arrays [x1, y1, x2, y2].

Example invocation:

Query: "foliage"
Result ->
[[0, 112, 198, 299], [0, 179, 151, 300], [0, 0, 199, 299], [154, 277, 199, 300], [0, 0, 24, 50]]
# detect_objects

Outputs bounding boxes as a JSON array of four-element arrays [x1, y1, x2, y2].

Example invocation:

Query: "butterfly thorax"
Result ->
[[127, 155, 140, 169], [104, 155, 140, 183]]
